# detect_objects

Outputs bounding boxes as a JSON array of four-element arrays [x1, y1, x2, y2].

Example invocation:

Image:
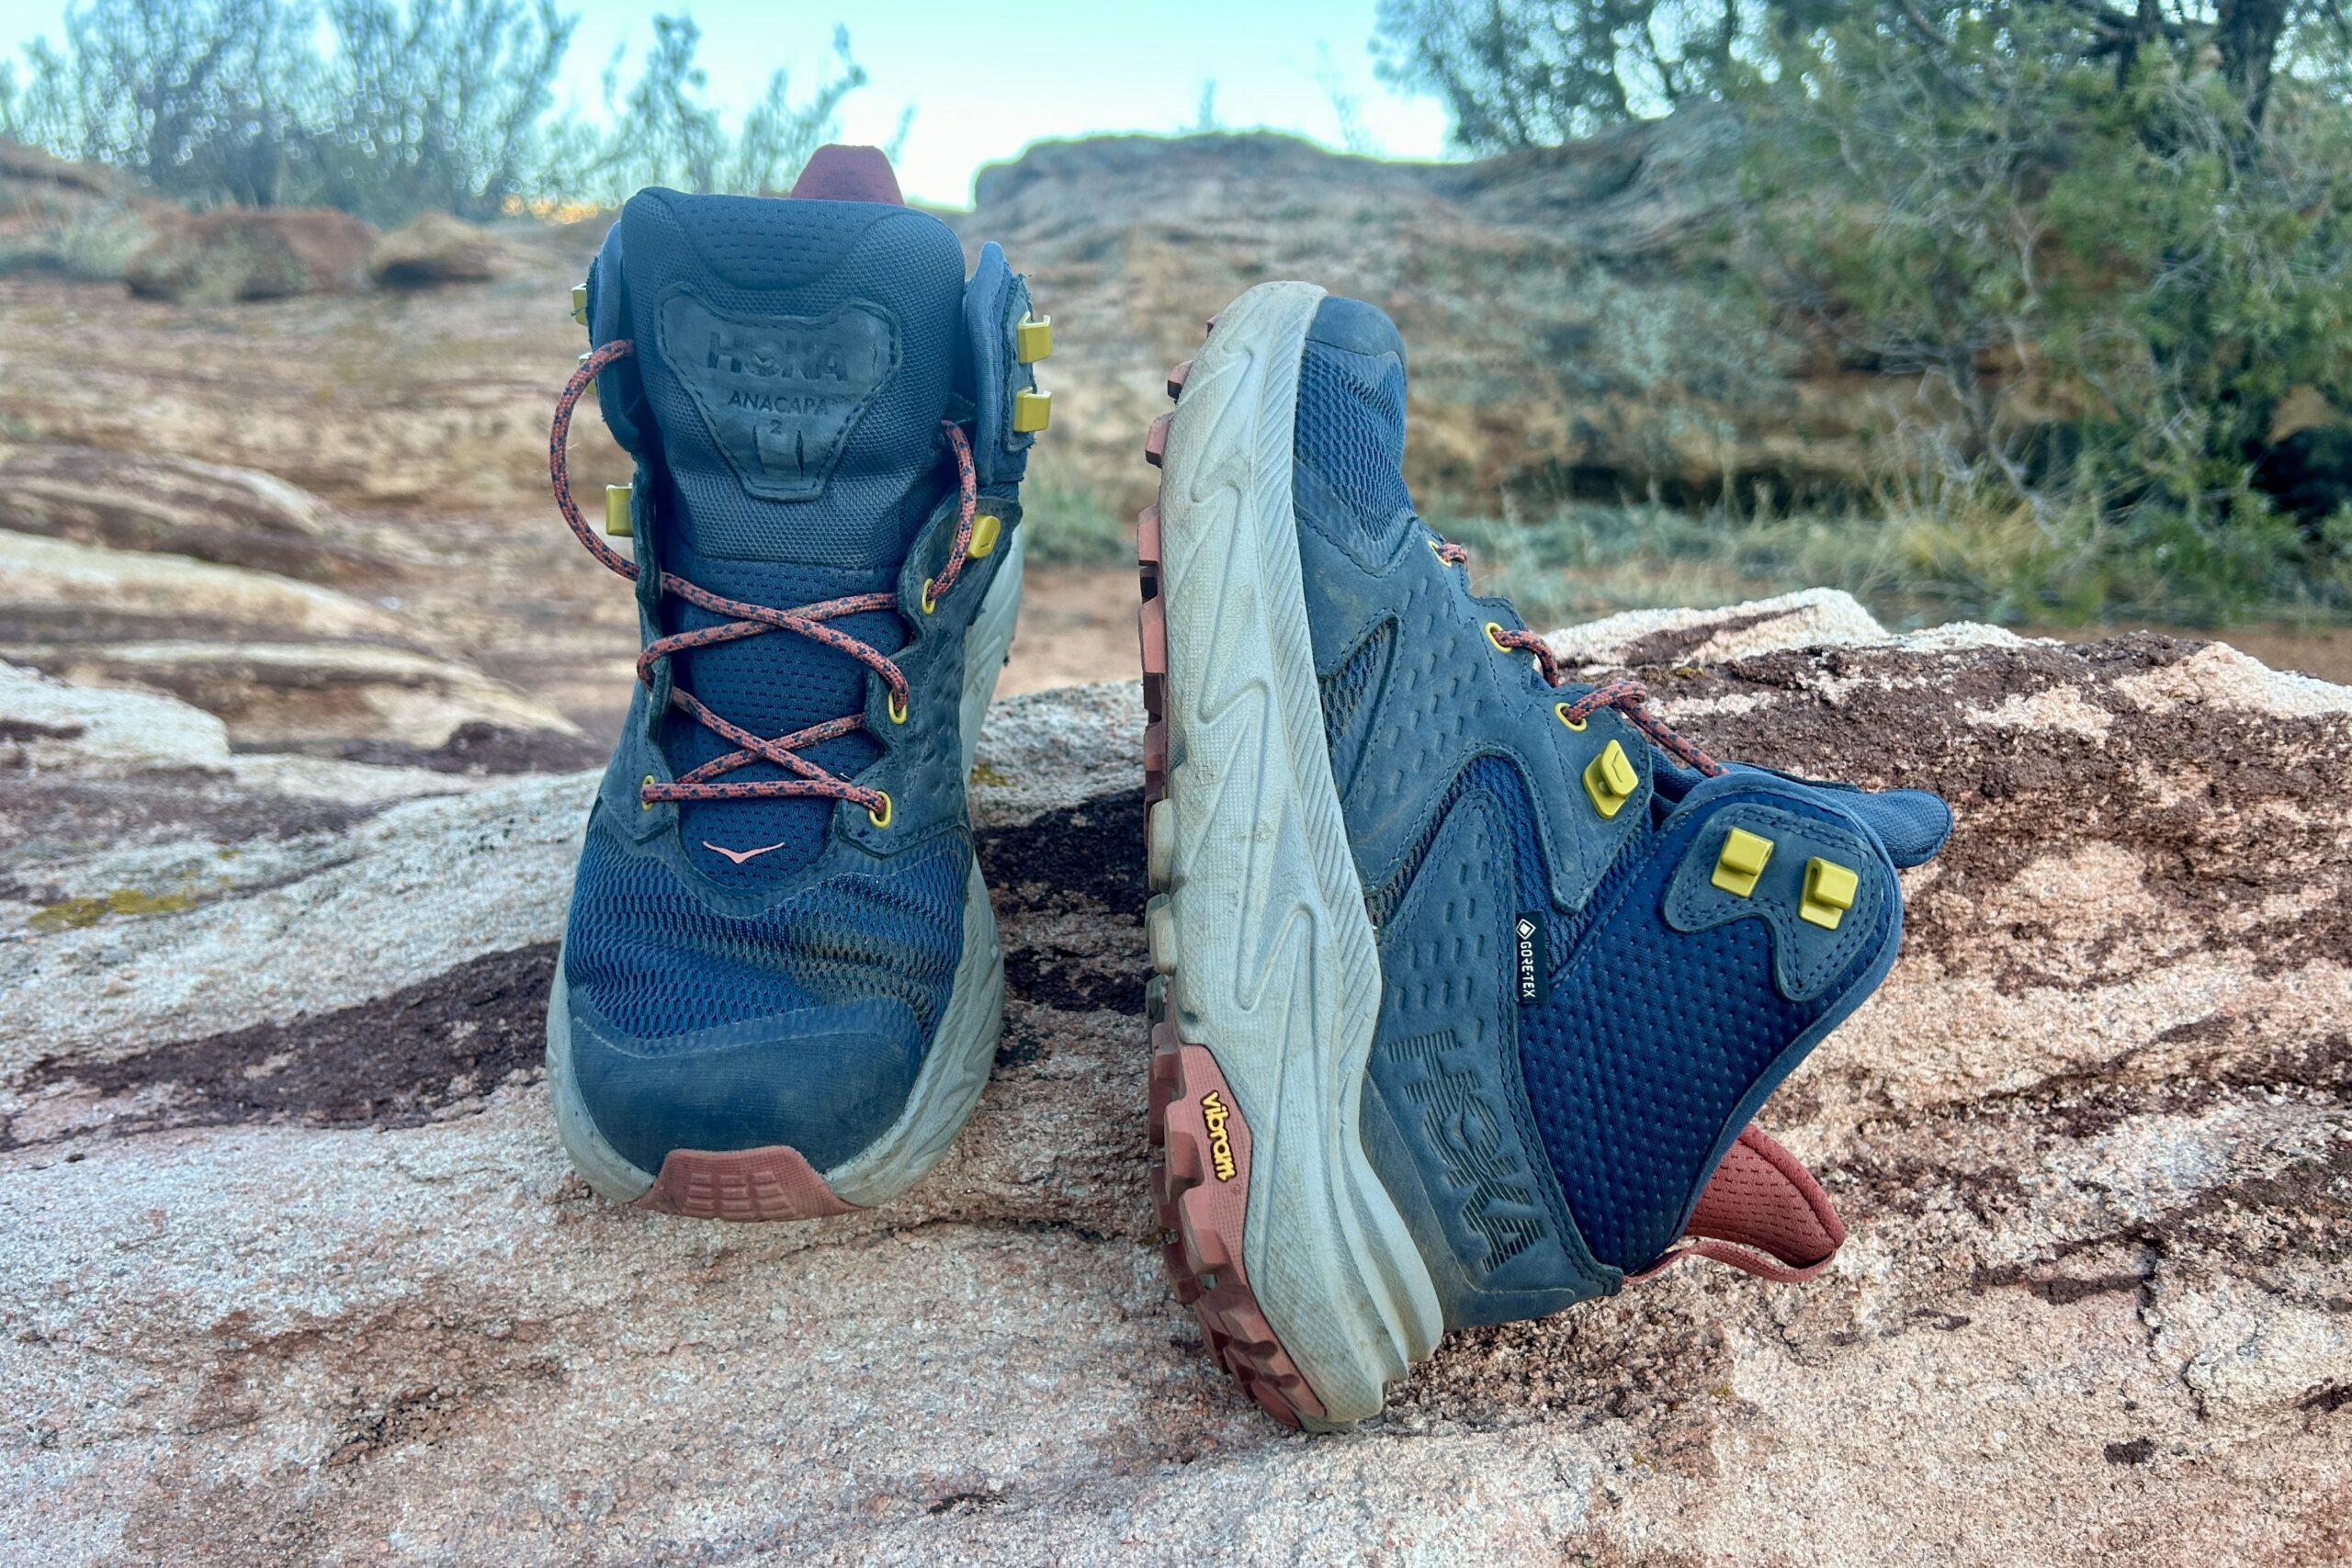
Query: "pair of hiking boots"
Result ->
[[543, 147, 1951, 1430]]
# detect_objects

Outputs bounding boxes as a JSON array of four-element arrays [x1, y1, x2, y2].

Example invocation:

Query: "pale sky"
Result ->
[[0, 0, 1458, 206]]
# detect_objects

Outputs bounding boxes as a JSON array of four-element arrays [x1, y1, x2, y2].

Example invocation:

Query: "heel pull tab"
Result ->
[[1633, 1125, 1847, 1284], [788, 144, 904, 205]]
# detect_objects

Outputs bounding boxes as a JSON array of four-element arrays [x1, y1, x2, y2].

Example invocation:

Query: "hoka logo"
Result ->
[[1385, 1031, 1544, 1274], [704, 329, 854, 383], [1201, 1091, 1238, 1181], [658, 292, 898, 503]]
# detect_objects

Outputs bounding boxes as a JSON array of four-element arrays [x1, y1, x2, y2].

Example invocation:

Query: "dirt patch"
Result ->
[[1394, 1292, 1736, 1464], [6, 945, 556, 1148], [978, 787, 1148, 1020], [1609, 606, 1784, 671], [0, 717, 84, 743], [1655, 635, 2352, 976], [2028, 622, 2352, 687], [8, 794, 1153, 1145]]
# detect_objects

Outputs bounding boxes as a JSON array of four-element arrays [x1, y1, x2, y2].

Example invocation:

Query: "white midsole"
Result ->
[[1153, 281, 1442, 1423]]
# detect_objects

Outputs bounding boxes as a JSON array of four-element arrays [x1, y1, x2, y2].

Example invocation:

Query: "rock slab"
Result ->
[[1, 594, 2346, 1565]]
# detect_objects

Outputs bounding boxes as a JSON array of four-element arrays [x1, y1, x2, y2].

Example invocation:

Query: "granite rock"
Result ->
[[1, 595, 2346, 1565]]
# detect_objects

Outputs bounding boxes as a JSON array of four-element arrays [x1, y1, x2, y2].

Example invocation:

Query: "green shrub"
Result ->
[[306, 0, 575, 223], [1375, 1, 2352, 622], [1426, 487, 2352, 633], [1011, 473, 1133, 570], [1740, 12, 2352, 532], [0, 2, 876, 223], [0, 0, 318, 208], [540, 18, 874, 211]]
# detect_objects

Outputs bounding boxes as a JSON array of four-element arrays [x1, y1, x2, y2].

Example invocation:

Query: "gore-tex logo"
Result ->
[[1514, 913, 1547, 1006]]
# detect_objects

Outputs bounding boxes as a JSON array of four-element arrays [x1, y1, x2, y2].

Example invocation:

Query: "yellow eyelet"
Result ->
[[867, 792, 893, 829], [921, 578, 938, 615], [639, 773, 657, 810], [888, 690, 909, 725], [1484, 622, 1510, 653], [1555, 703, 1587, 732]]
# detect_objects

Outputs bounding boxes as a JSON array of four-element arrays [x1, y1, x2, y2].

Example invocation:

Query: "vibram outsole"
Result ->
[[1146, 1011, 1329, 1426], [635, 1145, 861, 1221]]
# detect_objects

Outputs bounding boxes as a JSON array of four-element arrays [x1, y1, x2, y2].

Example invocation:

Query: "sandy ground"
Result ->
[[997, 567, 1141, 695]]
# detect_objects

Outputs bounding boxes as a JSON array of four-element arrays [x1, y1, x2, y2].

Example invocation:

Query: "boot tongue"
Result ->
[[615, 150, 966, 885], [617, 161, 962, 570]]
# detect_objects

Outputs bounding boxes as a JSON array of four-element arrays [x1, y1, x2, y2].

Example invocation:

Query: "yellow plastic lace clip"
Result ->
[[1801, 858, 1859, 930], [1015, 314, 1053, 363], [1712, 828, 1773, 898], [1583, 740, 1639, 819]]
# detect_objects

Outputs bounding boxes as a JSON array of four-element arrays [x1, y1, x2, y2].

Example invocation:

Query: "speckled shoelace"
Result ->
[[1430, 535, 1725, 778], [551, 341, 982, 821]]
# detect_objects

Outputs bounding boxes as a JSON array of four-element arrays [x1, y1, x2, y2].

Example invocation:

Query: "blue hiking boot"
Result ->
[[1138, 283, 1950, 1425], [543, 146, 1050, 1221]]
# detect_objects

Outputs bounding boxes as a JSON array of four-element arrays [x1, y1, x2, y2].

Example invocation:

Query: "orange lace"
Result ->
[[550, 341, 985, 813]]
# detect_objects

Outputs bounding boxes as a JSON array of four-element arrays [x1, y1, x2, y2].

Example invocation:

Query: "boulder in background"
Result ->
[[368, 210, 522, 288], [125, 207, 378, 303], [0, 440, 366, 582], [0, 139, 164, 280]]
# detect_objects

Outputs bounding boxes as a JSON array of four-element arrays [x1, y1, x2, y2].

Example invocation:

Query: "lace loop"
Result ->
[[550, 342, 984, 810], [1431, 531, 1726, 779]]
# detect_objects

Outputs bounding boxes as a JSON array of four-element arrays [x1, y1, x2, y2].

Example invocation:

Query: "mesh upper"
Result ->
[[565, 816, 965, 1042], [1294, 340, 1413, 536], [1513, 804, 1882, 1272], [1317, 618, 1396, 794], [1359, 748, 1883, 1274]]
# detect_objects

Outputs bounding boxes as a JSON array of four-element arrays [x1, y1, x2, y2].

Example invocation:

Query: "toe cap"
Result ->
[[564, 991, 924, 1179]]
